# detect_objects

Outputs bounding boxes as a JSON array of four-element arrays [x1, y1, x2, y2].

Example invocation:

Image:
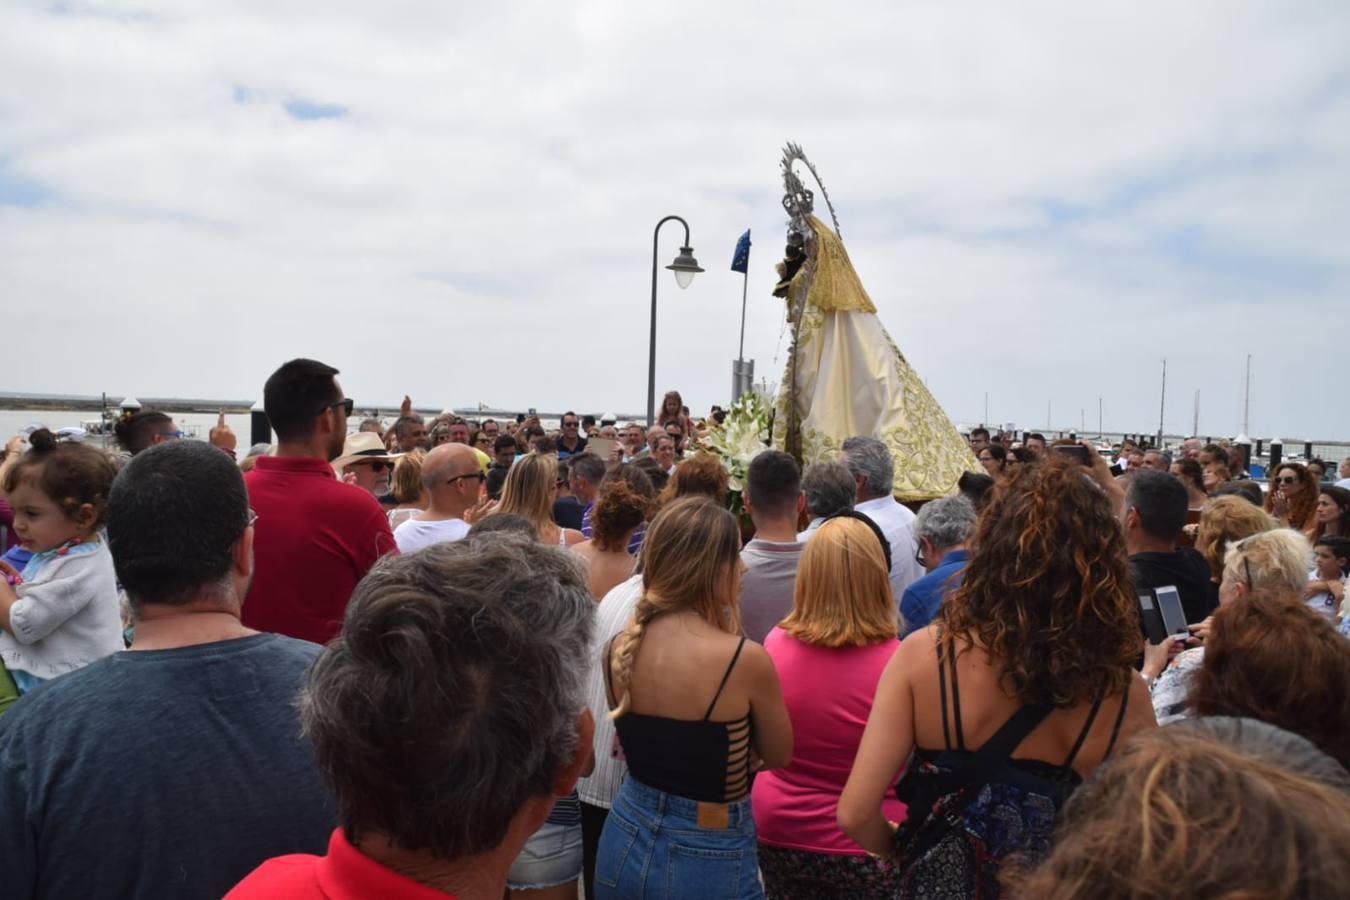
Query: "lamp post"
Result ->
[[648, 215, 703, 427]]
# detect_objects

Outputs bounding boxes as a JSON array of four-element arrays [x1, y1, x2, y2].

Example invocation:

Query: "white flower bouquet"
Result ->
[[696, 391, 774, 506]]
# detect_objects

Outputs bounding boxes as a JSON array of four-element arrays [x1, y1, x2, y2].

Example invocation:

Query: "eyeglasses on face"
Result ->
[[446, 471, 486, 486], [1275, 475, 1298, 485], [159, 431, 185, 439], [320, 398, 355, 417], [355, 460, 392, 473]]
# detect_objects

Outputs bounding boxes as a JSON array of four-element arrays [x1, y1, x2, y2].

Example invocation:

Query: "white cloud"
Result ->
[[1, 0, 1347, 440]]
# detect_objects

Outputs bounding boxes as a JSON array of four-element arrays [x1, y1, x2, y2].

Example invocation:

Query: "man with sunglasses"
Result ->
[[393, 443, 486, 552], [332, 433, 402, 498], [557, 411, 588, 460], [243, 359, 396, 645]]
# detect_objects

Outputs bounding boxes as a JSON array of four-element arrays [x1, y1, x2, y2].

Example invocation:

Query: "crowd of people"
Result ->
[[0, 359, 1348, 899]]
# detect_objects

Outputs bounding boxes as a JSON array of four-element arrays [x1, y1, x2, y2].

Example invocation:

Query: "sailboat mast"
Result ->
[[1243, 354, 1251, 435], [1157, 358, 1167, 445]]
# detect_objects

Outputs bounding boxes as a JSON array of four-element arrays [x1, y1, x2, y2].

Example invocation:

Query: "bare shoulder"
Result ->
[[737, 637, 777, 680], [563, 528, 586, 546], [895, 625, 940, 672]]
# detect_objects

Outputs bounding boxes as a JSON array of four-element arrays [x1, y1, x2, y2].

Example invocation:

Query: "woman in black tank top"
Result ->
[[595, 498, 793, 900], [840, 455, 1157, 899]]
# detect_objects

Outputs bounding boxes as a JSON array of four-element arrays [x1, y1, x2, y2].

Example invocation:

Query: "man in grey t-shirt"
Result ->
[[0, 441, 335, 900], [740, 451, 806, 644]]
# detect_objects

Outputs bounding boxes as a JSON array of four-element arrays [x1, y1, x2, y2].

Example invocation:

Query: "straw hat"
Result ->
[[332, 432, 404, 471]]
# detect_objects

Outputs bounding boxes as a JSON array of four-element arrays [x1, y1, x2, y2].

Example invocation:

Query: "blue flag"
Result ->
[[730, 229, 751, 274]]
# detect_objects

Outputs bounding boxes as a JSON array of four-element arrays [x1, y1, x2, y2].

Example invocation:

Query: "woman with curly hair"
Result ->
[[1266, 461, 1318, 531], [839, 458, 1156, 899], [570, 477, 651, 600], [596, 497, 792, 899]]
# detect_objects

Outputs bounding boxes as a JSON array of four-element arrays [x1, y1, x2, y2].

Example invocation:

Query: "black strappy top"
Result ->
[[606, 636, 753, 803], [913, 644, 1130, 801], [891, 645, 1132, 896]]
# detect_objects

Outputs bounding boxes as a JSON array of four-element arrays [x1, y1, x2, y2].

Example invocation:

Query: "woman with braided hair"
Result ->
[[595, 496, 793, 899]]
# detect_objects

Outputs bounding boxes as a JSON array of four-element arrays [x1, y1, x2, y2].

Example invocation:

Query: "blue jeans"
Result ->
[[595, 776, 764, 899]]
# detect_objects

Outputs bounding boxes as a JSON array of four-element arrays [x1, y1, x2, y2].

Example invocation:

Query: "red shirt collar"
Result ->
[[317, 830, 460, 899], [253, 455, 340, 477]]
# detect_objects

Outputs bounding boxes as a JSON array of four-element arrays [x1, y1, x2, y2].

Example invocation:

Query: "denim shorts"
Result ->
[[507, 818, 584, 890], [595, 776, 764, 899]]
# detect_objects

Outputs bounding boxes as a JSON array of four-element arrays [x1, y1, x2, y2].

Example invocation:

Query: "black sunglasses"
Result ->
[[355, 460, 391, 473], [1275, 475, 1298, 485], [320, 398, 355, 417], [446, 471, 486, 486]]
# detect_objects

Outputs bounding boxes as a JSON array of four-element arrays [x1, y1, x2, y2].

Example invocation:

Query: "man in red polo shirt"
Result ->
[[243, 358, 396, 644]]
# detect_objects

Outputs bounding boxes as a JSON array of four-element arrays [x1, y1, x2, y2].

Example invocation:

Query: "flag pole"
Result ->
[[730, 229, 752, 404], [737, 269, 748, 362]]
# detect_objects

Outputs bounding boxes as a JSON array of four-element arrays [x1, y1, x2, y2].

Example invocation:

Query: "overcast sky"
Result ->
[[2, 1, 1347, 439]]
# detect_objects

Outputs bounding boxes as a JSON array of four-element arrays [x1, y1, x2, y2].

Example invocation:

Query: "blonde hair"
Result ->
[[1222, 528, 1311, 600], [609, 497, 741, 718], [780, 517, 898, 647], [390, 449, 426, 505], [494, 453, 557, 539], [1196, 496, 1277, 581]]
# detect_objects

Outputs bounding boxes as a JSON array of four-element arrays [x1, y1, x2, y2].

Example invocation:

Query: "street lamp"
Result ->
[[648, 215, 703, 426]]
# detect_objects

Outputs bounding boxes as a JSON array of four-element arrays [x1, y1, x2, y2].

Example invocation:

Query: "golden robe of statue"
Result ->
[[772, 215, 979, 501]]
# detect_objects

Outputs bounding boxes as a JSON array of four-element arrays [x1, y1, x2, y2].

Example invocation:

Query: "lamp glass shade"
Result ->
[[666, 245, 703, 290]]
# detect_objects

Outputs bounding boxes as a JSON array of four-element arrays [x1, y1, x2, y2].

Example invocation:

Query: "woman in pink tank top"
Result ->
[[751, 515, 905, 897]]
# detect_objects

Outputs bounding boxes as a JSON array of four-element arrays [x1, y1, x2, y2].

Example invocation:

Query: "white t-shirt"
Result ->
[[855, 495, 924, 602], [393, 517, 470, 553], [1305, 569, 1344, 624]]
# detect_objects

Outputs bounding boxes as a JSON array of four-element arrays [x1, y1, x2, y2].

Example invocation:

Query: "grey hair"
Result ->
[[569, 452, 606, 485], [300, 534, 594, 860], [914, 495, 978, 550], [1177, 717, 1350, 791], [801, 460, 857, 518], [393, 414, 424, 437], [1145, 448, 1173, 467], [841, 436, 894, 497]]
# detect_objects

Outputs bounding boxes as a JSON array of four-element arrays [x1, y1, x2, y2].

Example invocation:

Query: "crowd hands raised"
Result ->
[[0, 359, 1347, 899]]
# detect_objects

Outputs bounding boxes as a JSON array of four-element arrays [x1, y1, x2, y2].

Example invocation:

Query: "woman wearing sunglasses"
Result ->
[[1266, 462, 1318, 531]]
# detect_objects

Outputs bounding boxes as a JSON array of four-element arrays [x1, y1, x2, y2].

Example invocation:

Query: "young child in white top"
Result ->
[[0, 429, 123, 697]]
